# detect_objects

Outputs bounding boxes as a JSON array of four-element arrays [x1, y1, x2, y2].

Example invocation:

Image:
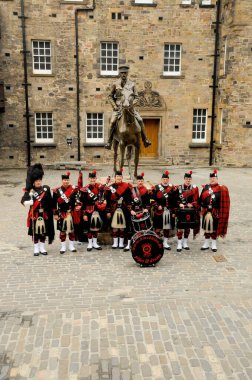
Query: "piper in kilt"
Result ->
[[200, 169, 230, 252], [105, 169, 132, 249], [21, 163, 54, 256], [79, 170, 106, 252], [174, 171, 200, 253], [126, 172, 151, 252], [151, 171, 176, 250], [52, 172, 81, 254]]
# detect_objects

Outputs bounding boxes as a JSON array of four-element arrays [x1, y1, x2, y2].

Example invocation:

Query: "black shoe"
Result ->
[[123, 247, 130, 252], [40, 251, 48, 255], [165, 246, 171, 251], [143, 139, 151, 148], [201, 247, 209, 251], [94, 246, 102, 250], [177, 249, 182, 253], [183, 247, 190, 251], [104, 142, 112, 150], [69, 249, 77, 253], [87, 247, 92, 252], [60, 250, 65, 254], [34, 252, 39, 257], [211, 248, 217, 252]]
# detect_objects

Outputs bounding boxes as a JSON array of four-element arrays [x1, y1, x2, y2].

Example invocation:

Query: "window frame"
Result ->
[[86, 112, 104, 143], [181, 0, 192, 4], [100, 42, 119, 76], [192, 109, 207, 143], [32, 40, 52, 75], [35, 112, 54, 143], [163, 43, 182, 76]]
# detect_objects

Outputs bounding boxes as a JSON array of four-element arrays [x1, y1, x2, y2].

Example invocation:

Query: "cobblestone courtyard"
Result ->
[[0, 167, 251, 380]]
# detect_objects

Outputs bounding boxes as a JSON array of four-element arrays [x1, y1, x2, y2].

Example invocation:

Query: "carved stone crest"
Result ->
[[222, 0, 235, 26], [135, 81, 163, 109]]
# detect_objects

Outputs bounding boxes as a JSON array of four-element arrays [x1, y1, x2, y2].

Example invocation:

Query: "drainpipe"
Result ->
[[75, 0, 96, 161], [209, 0, 221, 166], [20, 0, 31, 167]]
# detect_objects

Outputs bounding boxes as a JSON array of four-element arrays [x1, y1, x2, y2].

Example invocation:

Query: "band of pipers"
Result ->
[[21, 163, 230, 265]]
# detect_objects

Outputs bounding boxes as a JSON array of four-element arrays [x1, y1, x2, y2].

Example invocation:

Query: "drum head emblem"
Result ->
[[142, 243, 152, 258]]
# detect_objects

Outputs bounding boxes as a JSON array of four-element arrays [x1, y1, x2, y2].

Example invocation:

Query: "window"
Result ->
[[32, 41, 52, 74], [35, 112, 54, 143], [164, 44, 182, 76], [181, 0, 192, 4], [86, 113, 104, 143], [201, 0, 211, 5], [100, 42, 119, 75], [192, 109, 207, 142]]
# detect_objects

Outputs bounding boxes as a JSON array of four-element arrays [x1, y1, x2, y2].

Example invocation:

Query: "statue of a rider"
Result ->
[[105, 65, 152, 150]]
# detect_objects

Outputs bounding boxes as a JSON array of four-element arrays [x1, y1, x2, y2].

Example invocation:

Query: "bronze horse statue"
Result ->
[[112, 91, 141, 180]]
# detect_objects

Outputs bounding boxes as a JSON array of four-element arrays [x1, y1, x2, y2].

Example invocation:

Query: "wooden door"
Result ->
[[140, 118, 159, 157]]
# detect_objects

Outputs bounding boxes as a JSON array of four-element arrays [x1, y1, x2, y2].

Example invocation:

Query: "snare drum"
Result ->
[[131, 230, 163, 266], [131, 211, 152, 232], [176, 208, 197, 229]]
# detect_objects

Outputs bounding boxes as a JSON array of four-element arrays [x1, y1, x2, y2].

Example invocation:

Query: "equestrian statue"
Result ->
[[105, 65, 151, 180]]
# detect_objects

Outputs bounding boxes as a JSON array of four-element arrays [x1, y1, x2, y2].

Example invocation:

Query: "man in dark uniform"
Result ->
[[125, 172, 151, 251], [151, 171, 176, 250], [21, 163, 54, 256], [52, 172, 81, 254], [79, 170, 106, 252], [175, 171, 200, 253], [200, 169, 230, 252], [105, 65, 151, 150], [105, 169, 132, 249]]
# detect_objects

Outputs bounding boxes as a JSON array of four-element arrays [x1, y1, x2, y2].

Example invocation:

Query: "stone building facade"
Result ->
[[0, 0, 251, 168]]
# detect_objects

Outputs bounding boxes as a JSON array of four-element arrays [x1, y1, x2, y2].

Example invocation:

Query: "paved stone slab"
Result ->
[[0, 167, 251, 379]]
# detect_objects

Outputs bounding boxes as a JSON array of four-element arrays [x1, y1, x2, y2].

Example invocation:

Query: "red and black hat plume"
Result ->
[[162, 170, 169, 179]]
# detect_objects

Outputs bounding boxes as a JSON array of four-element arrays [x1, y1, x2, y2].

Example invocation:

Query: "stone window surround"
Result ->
[[132, 0, 157, 6]]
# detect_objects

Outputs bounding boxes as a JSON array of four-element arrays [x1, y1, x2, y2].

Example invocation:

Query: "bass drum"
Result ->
[[131, 231, 163, 266]]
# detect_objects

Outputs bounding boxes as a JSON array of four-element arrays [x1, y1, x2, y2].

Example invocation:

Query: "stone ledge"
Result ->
[[83, 143, 105, 147], [189, 143, 209, 148], [160, 75, 185, 79], [131, 2, 157, 7], [32, 143, 57, 148]]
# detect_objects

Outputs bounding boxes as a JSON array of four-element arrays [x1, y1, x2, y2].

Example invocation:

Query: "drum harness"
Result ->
[[132, 187, 142, 208]]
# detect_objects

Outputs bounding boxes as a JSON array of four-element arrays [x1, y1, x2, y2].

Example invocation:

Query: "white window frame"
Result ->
[[192, 109, 207, 143], [100, 42, 119, 76], [201, 0, 211, 5], [32, 41, 52, 75], [163, 44, 182, 76], [86, 113, 104, 143], [35, 112, 54, 143], [181, 0, 192, 4], [135, 0, 154, 3]]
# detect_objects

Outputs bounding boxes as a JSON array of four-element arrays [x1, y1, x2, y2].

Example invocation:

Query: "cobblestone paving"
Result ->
[[0, 167, 251, 380]]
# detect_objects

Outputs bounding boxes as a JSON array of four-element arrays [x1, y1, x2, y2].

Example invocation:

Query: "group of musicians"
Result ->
[[21, 163, 230, 257]]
